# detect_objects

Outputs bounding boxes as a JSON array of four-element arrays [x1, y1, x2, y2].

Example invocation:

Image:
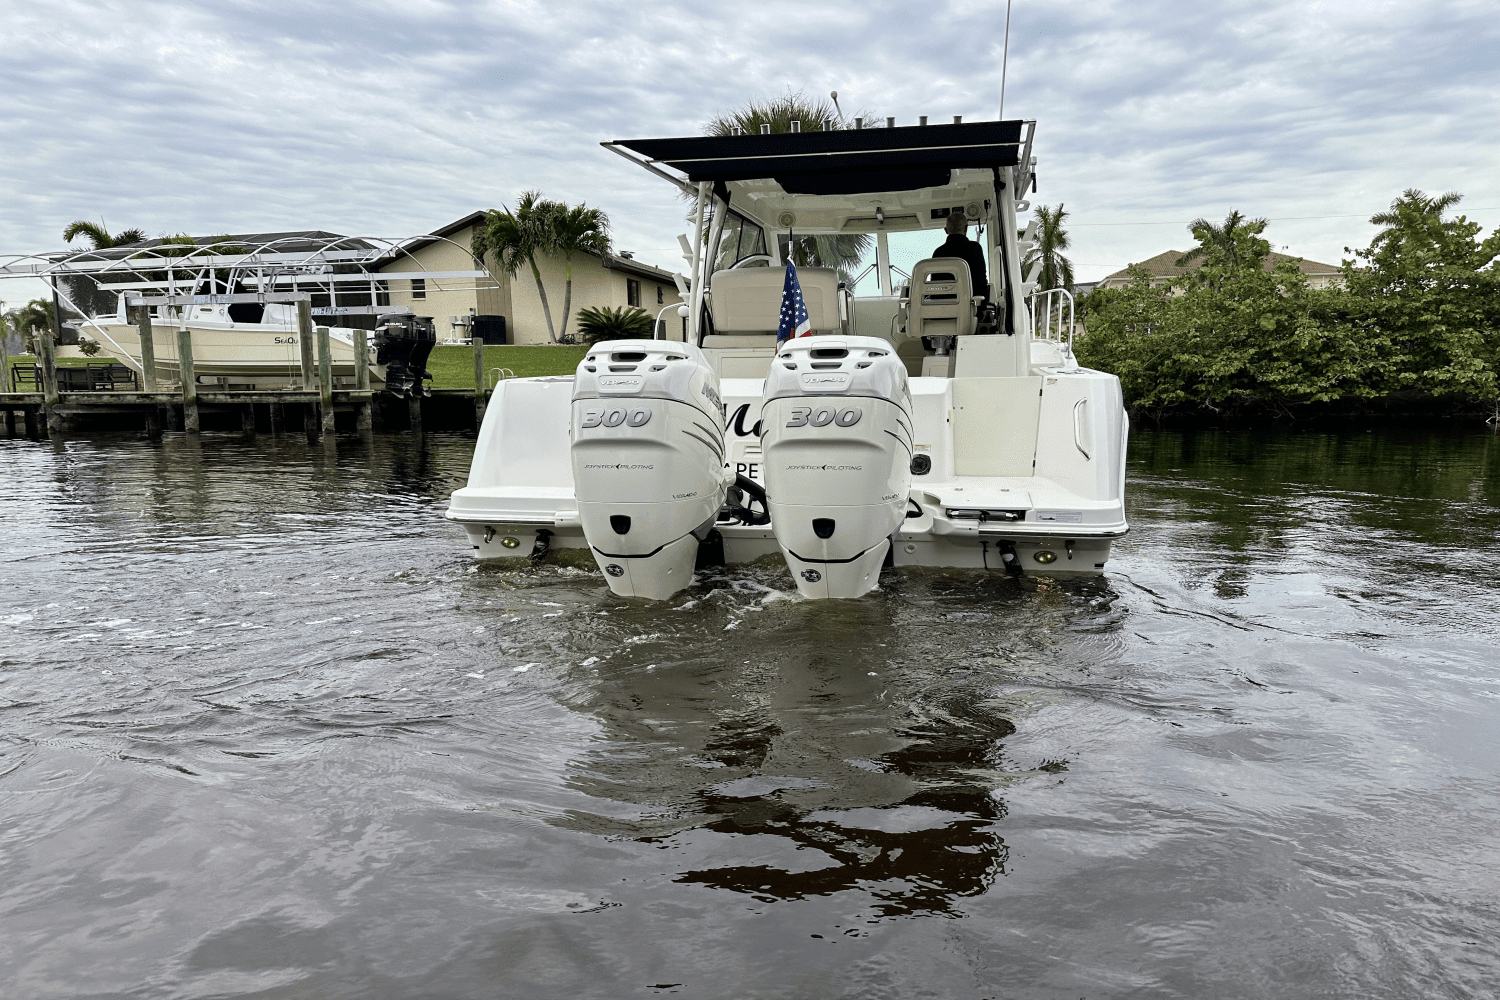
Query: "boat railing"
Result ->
[[1030, 287, 1075, 350], [486, 367, 514, 390]]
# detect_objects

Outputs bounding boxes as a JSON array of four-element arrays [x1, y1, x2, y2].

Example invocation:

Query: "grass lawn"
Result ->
[[426, 345, 589, 389]]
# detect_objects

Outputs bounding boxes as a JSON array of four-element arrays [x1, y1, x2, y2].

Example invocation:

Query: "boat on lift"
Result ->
[[10, 234, 486, 392], [447, 117, 1128, 599]]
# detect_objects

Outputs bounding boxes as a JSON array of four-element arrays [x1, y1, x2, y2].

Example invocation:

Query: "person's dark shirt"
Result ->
[[933, 233, 989, 301]]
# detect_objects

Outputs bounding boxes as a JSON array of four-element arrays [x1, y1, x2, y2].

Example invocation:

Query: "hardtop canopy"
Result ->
[[607, 120, 1027, 194]]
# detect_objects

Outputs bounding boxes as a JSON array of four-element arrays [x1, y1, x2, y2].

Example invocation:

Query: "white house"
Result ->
[[1095, 249, 1344, 291], [375, 212, 685, 344]]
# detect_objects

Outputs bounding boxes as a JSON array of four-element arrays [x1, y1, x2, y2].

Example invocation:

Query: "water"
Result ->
[[2, 428, 1498, 999]]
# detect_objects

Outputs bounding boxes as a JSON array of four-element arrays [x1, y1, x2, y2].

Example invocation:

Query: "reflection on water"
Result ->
[[1, 428, 1498, 998]]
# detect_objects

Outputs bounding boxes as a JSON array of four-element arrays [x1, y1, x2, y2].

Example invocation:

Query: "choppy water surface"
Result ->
[[2, 428, 1498, 999]]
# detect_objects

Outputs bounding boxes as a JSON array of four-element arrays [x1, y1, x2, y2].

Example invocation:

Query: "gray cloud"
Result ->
[[2, 0, 1496, 296]]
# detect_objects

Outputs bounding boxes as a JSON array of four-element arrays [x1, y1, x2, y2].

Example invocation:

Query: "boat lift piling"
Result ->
[[354, 330, 373, 433], [472, 337, 487, 426], [176, 318, 200, 434], [316, 325, 334, 439]]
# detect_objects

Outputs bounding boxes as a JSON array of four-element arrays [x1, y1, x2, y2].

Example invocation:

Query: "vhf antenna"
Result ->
[[998, 0, 1013, 119]]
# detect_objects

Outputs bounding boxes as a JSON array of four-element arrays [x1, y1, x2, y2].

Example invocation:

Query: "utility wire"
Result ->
[[1072, 208, 1500, 227]]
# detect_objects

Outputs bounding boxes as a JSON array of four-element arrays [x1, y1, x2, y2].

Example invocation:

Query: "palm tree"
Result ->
[[61, 220, 147, 316], [1368, 188, 1463, 249], [1022, 204, 1074, 292], [1175, 210, 1269, 270], [703, 92, 878, 277], [62, 220, 146, 250], [473, 191, 560, 342], [550, 203, 611, 342]]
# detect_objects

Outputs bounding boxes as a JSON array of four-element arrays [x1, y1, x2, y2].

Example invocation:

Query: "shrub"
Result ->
[[576, 305, 653, 343]]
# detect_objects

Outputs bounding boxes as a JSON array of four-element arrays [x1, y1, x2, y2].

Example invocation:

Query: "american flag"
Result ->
[[776, 260, 812, 341]]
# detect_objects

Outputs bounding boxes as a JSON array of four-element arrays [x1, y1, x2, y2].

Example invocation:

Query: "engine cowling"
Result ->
[[760, 336, 914, 599], [571, 340, 730, 599]]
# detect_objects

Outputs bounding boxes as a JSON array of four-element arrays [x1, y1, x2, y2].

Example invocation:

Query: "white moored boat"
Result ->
[[447, 117, 1128, 598]]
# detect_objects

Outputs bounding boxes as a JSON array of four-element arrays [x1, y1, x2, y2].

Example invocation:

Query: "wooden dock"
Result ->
[[2, 315, 497, 440]]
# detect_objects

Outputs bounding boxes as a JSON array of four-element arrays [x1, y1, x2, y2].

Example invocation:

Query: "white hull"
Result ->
[[86, 316, 379, 386], [447, 364, 1128, 581]]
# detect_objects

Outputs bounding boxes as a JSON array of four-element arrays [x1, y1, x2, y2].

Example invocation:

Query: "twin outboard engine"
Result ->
[[761, 336, 914, 599], [374, 314, 436, 398], [571, 340, 731, 600]]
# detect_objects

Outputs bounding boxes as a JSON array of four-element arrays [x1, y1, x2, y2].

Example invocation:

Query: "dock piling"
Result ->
[[316, 325, 334, 438], [241, 405, 256, 439], [296, 301, 316, 389], [177, 323, 200, 434], [144, 407, 161, 440], [130, 306, 159, 393], [269, 402, 284, 435], [38, 327, 62, 435], [408, 394, 422, 433], [472, 338, 487, 428], [0, 318, 11, 393], [354, 330, 373, 433]]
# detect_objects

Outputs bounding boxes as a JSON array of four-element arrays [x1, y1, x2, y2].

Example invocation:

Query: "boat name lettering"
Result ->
[[728, 403, 763, 438], [274, 336, 297, 345]]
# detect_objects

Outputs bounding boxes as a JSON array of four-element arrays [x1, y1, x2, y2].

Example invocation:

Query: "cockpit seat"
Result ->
[[900, 258, 982, 340], [704, 266, 841, 344]]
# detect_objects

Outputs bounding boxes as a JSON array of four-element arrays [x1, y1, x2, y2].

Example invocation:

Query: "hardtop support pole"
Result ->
[[686, 182, 710, 343], [296, 300, 316, 389], [130, 305, 159, 393], [876, 232, 893, 297]]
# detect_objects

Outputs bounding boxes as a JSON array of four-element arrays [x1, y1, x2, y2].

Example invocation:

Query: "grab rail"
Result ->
[[1073, 397, 1092, 460], [485, 367, 514, 390], [1030, 287, 1075, 350]]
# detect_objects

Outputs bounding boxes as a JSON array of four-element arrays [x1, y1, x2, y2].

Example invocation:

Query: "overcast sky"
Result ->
[[3, 0, 1497, 304]]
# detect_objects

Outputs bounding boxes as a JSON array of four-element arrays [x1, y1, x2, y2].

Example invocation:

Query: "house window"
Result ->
[[411, 278, 426, 300], [656, 285, 664, 304], [627, 279, 641, 307]]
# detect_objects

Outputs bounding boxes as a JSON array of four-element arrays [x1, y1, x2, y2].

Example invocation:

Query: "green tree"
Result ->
[[704, 91, 876, 278], [549, 203, 611, 342], [2, 298, 58, 355], [1022, 203, 1074, 292], [1175, 210, 1270, 276], [1337, 189, 1500, 402], [61, 220, 147, 316], [472, 192, 561, 343]]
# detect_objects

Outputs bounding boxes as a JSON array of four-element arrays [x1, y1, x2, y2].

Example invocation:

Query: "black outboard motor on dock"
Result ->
[[375, 314, 436, 397]]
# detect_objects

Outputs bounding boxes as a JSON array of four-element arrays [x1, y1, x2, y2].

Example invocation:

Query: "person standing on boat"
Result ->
[[933, 211, 989, 301]]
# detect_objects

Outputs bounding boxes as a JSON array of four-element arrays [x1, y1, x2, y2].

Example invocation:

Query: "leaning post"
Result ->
[[177, 320, 200, 434], [130, 304, 159, 393], [472, 335, 487, 428], [316, 325, 335, 438], [354, 329, 373, 433], [296, 300, 316, 389]]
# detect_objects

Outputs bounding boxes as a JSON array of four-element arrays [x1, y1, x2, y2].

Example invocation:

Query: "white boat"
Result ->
[[86, 301, 380, 389], [446, 118, 1128, 598]]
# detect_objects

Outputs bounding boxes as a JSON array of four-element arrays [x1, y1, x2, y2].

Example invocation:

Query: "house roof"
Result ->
[[600, 253, 675, 284], [1101, 249, 1341, 284]]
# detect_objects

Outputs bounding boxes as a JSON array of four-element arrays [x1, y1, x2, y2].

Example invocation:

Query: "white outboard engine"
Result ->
[[571, 340, 730, 600], [760, 336, 914, 599]]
